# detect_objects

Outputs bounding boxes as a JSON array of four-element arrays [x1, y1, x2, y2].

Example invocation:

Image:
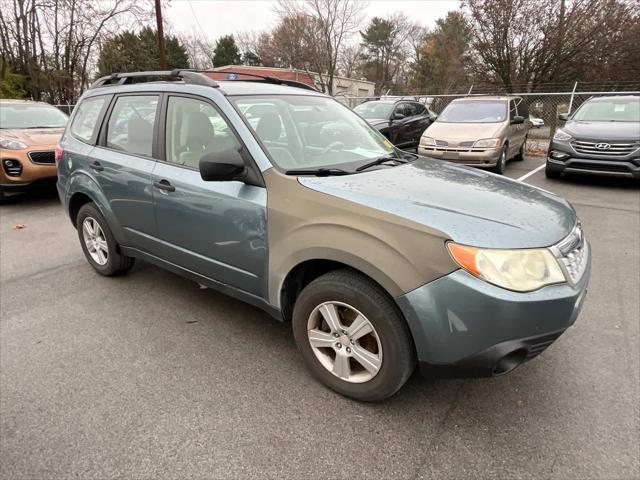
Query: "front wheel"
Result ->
[[292, 269, 415, 401], [490, 147, 507, 174], [76, 203, 135, 276], [545, 163, 562, 179]]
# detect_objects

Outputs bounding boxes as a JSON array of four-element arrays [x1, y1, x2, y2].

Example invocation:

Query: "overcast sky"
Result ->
[[167, 0, 459, 42]]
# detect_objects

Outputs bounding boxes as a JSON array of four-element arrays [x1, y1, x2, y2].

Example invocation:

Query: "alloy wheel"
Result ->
[[307, 301, 383, 383], [82, 217, 109, 265]]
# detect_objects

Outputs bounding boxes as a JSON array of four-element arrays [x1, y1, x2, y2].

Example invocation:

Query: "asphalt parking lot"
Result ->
[[1, 156, 639, 479]]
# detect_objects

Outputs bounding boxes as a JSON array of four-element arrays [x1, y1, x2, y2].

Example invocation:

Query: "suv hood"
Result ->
[[563, 120, 640, 141], [298, 158, 576, 249], [424, 122, 504, 144], [0, 128, 64, 147]]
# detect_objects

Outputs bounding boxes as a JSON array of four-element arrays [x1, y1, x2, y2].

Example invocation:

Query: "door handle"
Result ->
[[153, 179, 175, 192], [89, 161, 103, 171]]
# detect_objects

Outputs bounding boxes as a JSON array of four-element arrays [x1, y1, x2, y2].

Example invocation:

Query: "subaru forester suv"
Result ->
[[56, 71, 591, 401]]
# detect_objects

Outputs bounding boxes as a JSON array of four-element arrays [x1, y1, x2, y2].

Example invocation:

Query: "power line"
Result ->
[[187, 0, 208, 43]]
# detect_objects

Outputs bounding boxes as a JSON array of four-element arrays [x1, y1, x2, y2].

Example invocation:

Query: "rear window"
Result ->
[[70, 96, 107, 142], [438, 100, 507, 123]]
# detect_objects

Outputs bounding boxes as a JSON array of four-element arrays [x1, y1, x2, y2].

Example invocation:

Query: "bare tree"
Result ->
[[463, 0, 640, 91], [0, 0, 152, 102], [275, 0, 366, 93], [338, 43, 363, 78], [178, 32, 214, 70]]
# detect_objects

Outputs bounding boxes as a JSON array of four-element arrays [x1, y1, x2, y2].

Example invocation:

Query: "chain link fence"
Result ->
[[337, 89, 640, 155]]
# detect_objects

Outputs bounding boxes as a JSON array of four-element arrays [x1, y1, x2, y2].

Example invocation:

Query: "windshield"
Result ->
[[232, 95, 395, 170], [353, 101, 394, 119], [0, 103, 69, 129], [572, 98, 640, 122], [438, 100, 507, 123]]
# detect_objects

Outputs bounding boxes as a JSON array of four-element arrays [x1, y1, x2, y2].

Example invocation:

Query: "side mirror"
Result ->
[[511, 115, 525, 125], [199, 148, 246, 182], [393, 112, 405, 121], [430, 113, 438, 121], [558, 113, 570, 121]]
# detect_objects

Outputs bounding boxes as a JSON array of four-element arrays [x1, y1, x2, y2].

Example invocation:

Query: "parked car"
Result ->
[[418, 96, 531, 174], [529, 115, 545, 128], [546, 95, 640, 179], [353, 99, 436, 149], [0, 99, 69, 200], [57, 71, 590, 401]]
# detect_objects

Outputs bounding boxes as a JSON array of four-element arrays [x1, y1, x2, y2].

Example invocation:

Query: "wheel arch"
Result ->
[[278, 256, 404, 323]]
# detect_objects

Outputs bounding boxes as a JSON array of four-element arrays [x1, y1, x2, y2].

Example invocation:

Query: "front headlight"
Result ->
[[447, 242, 566, 292], [553, 129, 572, 141], [0, 136, 28, 150], [421, 136, 435, 146], [473, 138, 502, 148]]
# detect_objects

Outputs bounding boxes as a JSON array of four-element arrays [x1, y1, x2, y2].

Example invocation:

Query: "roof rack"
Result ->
[[216, 71, 319, 91], [90, 70, 219, 89]]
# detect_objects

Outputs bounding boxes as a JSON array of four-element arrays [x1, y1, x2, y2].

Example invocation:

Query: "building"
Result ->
[[205, 66, 375, 97]]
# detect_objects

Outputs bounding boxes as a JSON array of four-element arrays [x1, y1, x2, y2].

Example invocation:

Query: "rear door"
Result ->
[[151, 94, 267, 297], [91, 93, 161, 253], [411, 102, 431, 143], [391, 102, 413, 147]]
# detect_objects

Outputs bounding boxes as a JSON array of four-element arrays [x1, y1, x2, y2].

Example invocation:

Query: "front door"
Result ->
[[152, 94, 268, 297]]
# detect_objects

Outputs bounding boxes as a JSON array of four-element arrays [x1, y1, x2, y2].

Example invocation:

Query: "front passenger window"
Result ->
[[165, 96, 241, 170], [106, 95, 158, 157]]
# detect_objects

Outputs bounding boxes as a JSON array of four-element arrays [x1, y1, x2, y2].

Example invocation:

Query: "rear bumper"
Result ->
[[396, 254, 590, 378], [418, 146, 502, 167]]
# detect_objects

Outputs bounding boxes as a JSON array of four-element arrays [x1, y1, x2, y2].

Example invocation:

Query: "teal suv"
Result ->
[[57, 71, 591, 401]]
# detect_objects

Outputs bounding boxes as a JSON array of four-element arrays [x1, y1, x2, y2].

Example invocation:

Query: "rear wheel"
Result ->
[[491, 147, 507, 174], [292, 269, 415, 401], [76, 203, 134, 276]]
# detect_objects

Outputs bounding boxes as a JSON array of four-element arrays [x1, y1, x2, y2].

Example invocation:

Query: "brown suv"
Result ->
[[418, 96, 530, 174], [0, 99, 69, 200]]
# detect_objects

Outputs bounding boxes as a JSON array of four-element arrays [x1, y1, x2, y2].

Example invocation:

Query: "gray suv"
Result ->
[[546, 95, 640, 179], [57, 71, 591, 401]]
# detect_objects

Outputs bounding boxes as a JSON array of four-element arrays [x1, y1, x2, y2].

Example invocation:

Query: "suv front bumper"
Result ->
[[546, 139, 640, 178], [396, 246, 590, 378]]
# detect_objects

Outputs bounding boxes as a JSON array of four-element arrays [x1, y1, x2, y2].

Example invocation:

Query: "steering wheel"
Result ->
[[320, 141, 345, 156]]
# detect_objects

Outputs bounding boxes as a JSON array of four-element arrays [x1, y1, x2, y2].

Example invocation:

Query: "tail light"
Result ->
[[54, 145, 64, 164]]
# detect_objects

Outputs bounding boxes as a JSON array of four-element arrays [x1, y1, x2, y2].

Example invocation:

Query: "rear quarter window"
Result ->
[[70, 96, 108, 143]]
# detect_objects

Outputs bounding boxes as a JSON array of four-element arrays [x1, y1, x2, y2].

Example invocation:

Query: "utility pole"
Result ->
[[154, 0, 167, 69]]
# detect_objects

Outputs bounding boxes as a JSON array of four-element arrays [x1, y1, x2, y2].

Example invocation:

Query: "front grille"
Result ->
[[28, 150, 56, 164], [571, 140, 639, 157], [551, 222, 589, 285]]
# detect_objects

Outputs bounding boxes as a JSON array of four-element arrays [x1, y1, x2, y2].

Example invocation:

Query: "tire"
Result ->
[[545, 163, 562, 179], [76, 202, 134, 276], [292, 269, 415, 402], [490, 147, 507, 174], [513, 139, 526, 161]]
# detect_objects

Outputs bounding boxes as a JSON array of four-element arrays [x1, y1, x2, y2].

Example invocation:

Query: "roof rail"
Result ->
[[90, 70, 219, 89], [215, 71, 319, 91]]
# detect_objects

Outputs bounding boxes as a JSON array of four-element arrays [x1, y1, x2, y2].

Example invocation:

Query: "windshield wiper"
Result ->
[[285, 167, 351, 177], [355, 155, 408, 172]]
